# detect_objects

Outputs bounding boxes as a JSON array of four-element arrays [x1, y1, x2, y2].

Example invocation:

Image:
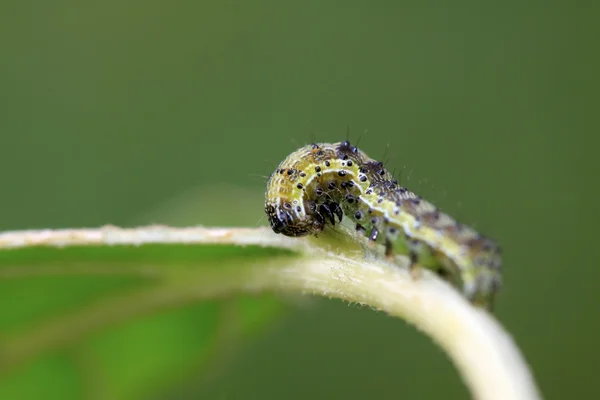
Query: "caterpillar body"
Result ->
[[264, 141, 502, 308]]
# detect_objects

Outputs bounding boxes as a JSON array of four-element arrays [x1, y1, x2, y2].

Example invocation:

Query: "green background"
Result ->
[[0, 1, 596, 399]]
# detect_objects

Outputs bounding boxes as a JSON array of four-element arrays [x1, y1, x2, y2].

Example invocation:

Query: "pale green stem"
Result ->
[[0, 226, 541, 400]]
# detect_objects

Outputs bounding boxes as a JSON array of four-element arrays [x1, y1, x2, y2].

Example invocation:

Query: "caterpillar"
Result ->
[[264, 141, 502, 308]]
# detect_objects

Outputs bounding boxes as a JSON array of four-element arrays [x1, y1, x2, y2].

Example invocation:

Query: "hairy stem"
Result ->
[[0, 226, 541, 400]]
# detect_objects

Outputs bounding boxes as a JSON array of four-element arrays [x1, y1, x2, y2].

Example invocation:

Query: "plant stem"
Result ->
[[0, 226, 541, 400]]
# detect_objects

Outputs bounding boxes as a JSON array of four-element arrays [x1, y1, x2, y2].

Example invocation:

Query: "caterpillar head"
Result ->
[[265, 200, 324, 237]]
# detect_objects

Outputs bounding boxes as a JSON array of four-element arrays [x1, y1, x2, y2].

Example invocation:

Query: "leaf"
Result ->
[[0, 226, 541, 400], [0, 234, 296, 400]]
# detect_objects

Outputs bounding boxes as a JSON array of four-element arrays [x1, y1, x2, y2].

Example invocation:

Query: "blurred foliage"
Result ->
[[0, 243, 292, 400], [0, 0, 597, 399]]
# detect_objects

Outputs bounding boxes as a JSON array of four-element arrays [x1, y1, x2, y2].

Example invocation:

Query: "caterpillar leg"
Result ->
[[409, 251, 422, 280], [318, 201, 343, 227], [330, 202, 343, 223], [319, 203, 336, 225], [385, 238, 394, 260]]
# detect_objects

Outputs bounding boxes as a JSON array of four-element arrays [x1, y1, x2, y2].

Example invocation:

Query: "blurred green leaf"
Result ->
[[0, 243, 295, 400]]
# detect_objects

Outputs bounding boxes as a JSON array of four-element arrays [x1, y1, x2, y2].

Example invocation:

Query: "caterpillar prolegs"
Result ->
[[264, 141, 502, 308]]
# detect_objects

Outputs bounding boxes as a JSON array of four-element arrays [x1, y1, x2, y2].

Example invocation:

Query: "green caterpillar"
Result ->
[[265, 141, 502, 308]]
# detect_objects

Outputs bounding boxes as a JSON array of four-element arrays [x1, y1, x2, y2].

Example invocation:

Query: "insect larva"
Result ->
[[265, 141, 502, 308]]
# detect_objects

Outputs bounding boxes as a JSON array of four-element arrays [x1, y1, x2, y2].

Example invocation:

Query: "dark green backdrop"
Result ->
[[1, 1, 596, 399]]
